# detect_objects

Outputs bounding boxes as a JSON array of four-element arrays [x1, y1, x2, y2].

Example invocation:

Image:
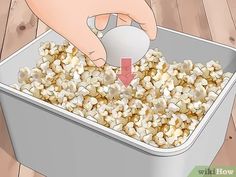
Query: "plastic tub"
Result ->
[[0, 16, 236, 177]]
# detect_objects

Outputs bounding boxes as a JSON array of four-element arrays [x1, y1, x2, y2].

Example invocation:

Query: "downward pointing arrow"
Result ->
[[117, 58, 135, 87]]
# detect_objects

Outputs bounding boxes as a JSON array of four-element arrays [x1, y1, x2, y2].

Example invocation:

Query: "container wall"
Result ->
[[0, 80, 235, 177], [0, 91, 159, 177]]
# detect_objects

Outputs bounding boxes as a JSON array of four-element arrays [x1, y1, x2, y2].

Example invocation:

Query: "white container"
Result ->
[[0, 16, 236, 177]]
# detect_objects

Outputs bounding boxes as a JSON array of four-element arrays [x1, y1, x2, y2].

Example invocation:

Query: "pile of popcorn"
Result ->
[[12, 41, 233, 148]]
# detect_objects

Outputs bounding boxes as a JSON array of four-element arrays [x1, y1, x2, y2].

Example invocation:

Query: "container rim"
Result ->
[[0, 27, 236, 157]]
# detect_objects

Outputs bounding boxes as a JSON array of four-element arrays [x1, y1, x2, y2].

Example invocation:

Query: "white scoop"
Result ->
[[101, 26, 150, 67]]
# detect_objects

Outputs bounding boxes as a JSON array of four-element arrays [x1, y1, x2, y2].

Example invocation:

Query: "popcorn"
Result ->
[[13, 41, 233, 149], [165, 126, 175, 137], [18, 67, 31, 83], [143, 134, 153, 143], [40, 61, 50, 72], [78, 86, 90, 96], [193, 67, 203, 76], [179, 114, 188, 121], [153, 98, 167, 112], [168, 103, 180, 113], [182, 60, 193, 73], [124, 122, 136, 136], [84, 102, 93, 111], [113, 124, 123, 132], [207, 91, 218, 101], [31, 68, 42, 82], [193, 85, 207, 101], [156, 132, 164, 138], [166, 136, 176, 145], [90, 97, 98, 105]]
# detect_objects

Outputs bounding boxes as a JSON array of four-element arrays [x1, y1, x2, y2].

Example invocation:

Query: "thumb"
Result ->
[[60, 21, 106, 67]]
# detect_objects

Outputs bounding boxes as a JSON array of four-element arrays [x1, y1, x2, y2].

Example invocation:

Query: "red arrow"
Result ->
[[117, 58, 135, 87]]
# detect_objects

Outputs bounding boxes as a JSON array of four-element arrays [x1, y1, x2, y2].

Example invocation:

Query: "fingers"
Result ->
[[117, 14, 132, 26], [26, 0, 106, 67], [66, 22, 106, 67], [125, 0, 157, 40], [95, 14, 110, 30]]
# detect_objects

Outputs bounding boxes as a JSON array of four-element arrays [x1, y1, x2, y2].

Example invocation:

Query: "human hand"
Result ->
[[26, 0, 157, 67]]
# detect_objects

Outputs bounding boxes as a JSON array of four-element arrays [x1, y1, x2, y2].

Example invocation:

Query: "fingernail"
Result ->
[[93, 58, 106, 67]]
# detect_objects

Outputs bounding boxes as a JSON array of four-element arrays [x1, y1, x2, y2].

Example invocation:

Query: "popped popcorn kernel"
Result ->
[[13, 40, 233, 149]]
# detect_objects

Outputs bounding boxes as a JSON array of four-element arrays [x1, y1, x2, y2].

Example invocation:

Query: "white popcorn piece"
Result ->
[[188, 123, 197, 131], [173, 129, 183, 137], [186, 74, 197, 84], [193, 67, 203, 76], [177, 72, 186, 80], [65, 44, 74, 54], [153, 98, 167, 112], [208, 91, 218, 101], [166, 136, 176, 145], [182, 60, 193, 73], [90, 97, 98, 105], [135, 85, 146, 98], [156, 132, 164, 138], [161, 73, 170, 82], [163, 88, 171, 99], [66, 102, 76, 112], [18, 67, 31, 83], [165, 126, 175, 137], [193, 101, 202, 110], [77, 64, 84, 74], [194, 85, 207, 101], [31, 68, 42, 81], [113, 124, 123, 132], [154, 137, 166, 146], [67, 81, 77, 93], [168, 103, 180, 113], [166, 80, 174, 91], [78, 86, 90, 96], [40, 61, 50, 72], [202, 100, 214, 111], [103, 69, 116, 85], [179, 114, 188, 121], [143, 134, 153, 143], [20, 84, 31, 91], [206, 60, 216, 71], [145, 49, 155, 58], [175, 86, 183, 93], [195, 78, 208, 86], [168, 117, 177, 126], [73, 71, 81, 82], [84, 102, 93, 111], [207, 60, 222, 71]]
